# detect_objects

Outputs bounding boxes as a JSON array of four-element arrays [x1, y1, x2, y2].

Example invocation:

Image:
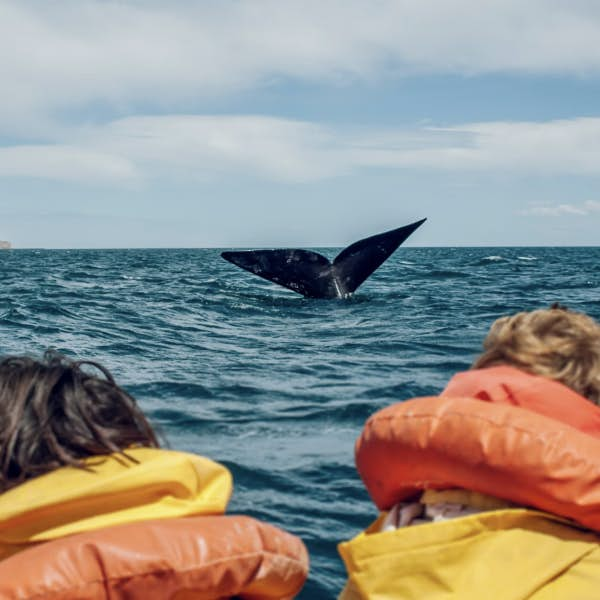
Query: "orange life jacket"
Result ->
[[356, 366, 600, 532], [0, 514, 308, 599], [442, 364, 600, 437]]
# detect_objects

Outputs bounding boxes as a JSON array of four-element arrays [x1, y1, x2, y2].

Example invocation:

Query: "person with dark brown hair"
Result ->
[[0, 351, 308, 598], [0, 351, 159, 492]]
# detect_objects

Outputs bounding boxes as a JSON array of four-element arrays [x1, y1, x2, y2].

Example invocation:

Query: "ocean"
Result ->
[[1, 246, 599, 597]]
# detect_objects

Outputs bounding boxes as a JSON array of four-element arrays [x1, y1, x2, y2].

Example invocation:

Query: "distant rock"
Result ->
[[0, 241, 11, 249]]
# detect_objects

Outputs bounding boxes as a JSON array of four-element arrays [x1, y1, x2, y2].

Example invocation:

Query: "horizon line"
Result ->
[[3, 244, 600, 251]]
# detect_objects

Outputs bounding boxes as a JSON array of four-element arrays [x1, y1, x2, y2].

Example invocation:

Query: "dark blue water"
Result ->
[[1, 247, 599, 597]]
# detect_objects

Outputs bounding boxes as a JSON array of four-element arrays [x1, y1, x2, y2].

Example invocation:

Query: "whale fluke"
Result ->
[[221, 218, 426, 299]]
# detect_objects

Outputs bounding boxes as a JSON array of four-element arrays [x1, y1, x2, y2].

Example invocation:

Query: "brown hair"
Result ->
[[473, 305, 600, 404], [0, 351, 159, 492]]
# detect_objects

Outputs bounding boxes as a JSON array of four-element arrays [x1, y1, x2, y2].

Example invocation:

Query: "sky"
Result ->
[[1, 0, 600, 248]]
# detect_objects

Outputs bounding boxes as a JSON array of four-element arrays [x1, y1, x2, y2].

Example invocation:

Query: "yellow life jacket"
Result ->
[[339, 509, 600, 599], [0, 447, 232, 559]]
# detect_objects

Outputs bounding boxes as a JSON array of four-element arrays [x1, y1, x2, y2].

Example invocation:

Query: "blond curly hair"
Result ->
[[473, 305, 600, 405]]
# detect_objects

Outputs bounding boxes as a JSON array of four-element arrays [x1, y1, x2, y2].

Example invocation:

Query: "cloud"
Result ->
[[362, 118, 600, 175], [0, 145, 137, 183], [585, 200, 600, 212], [519, 204, 588, 217], [3, 115, 600, 184], [90, 116, 345, 182], [520, 200, 600, 217], [3, 1, 600, 134], [0, 116, 346, 183]]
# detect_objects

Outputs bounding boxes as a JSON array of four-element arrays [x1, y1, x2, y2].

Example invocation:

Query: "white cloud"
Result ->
[[583, 200, 600, 212], [0, 145, 137, 183], [91, 116, 345, 182], [3, 115, 600, 184], [361, 118, 600, 175], [3, 1, 600, 134], [0, 116, 346, 183], [520, 200, 600, 217], [520, 204, 587, 217]]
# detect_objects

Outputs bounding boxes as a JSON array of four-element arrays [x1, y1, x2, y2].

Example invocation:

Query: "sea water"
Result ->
[[1, 246, 599, 597]]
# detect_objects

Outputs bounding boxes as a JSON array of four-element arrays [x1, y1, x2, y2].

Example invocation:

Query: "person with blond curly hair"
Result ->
[[472, 303, 600, 405]]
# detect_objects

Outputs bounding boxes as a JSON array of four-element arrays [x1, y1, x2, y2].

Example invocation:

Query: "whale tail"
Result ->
[[221, 218, 426, 299]]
